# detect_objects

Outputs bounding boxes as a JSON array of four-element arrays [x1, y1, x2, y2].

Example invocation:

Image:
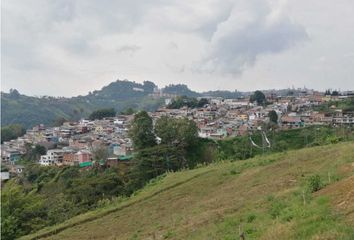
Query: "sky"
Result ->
[[2, 0, 354, 97]]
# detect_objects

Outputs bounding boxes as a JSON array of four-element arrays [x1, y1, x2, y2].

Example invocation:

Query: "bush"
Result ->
[[307, 175, 323, 193]]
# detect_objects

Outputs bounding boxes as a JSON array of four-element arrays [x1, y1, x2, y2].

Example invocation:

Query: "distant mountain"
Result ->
[[1, 80, 163, 129]]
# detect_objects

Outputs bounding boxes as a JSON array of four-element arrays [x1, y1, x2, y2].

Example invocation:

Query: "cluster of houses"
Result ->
[[1, 116, 134, 179], [154, 91, 354, 139], [1, 88, 353, 180]]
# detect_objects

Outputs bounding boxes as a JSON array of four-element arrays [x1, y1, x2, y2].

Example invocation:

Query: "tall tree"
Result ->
[[129, 111, 156, 150], [250, 90, 266, 106], [1, 124, 26, 143], [155, 116, 198, 147], [268, 110, 278, 124]]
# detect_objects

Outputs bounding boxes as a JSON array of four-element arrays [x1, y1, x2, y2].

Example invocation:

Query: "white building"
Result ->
[[39, 149, 64, 166]]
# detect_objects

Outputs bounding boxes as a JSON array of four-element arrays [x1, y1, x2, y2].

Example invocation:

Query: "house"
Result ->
[[39, 149, 64, 166], [1, 148, 22, 164], [63, 152, 77, 166], [76, 150, 92, 163], [1, 172, 10, 181], [113, 144, 133, 156], [281, 116, 304, 128], [238, 124, 249, 136]]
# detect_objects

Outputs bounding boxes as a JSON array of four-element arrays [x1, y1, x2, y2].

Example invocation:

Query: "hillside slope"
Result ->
[[1, 80, 163, 128], [22, 142, 354, 240]]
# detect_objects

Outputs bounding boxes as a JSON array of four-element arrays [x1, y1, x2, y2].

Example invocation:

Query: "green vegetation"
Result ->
[[268, 110, 278, 124], [120, 107, 136, 115], [167, 96, 209, 109], [3, 126, 353, 239], [1, 124, 26, 143], [1, 112, 215, 240], [127, 114, 212, 191], [88, 108, 116, 120], [22, 143, 47, 161], [162, 84, 200, 97], [129, 111, 157, 150], [20, 142, 354, 240], [307, 175, 324, 193], [1, 80, 164, 128], [314, 98, 354, 113], [250, 90, 266, 105], [217, 126, 354, 161], [201, 90, 242, 99], [1, 165, 127, 240]]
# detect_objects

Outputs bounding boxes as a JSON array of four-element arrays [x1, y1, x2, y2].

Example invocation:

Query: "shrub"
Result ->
[[307, 175, 323, 193]]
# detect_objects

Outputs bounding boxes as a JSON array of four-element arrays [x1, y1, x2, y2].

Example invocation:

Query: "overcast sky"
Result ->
[[2, 0, 354, 97]]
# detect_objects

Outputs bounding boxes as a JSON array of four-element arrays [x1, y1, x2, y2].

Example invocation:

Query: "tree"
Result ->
[[268, 110, 278, 124], [9, 89, 20, 99], [92, 145, 109, 161], [1, 182, 47, 239], [120, 107, 136, 115], [89, 108, 116, 120], [155, 116, 198, 147], [53, 117, 67, 127], [331, 90, 339, 96], [197, 98, 209, 108], [129, 111, 156, 150], [250, 90, 266, 105], [1, 124, 26, 143], [23, 143, 46, 161], [143, 81, 156, 93]]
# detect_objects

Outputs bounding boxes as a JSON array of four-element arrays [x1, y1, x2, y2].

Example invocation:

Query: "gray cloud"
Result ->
[[199, 0, 308, 74], [1, 0, 354, 96]]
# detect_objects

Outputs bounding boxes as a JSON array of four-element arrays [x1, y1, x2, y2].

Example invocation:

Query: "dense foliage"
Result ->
[[88, 108, 116, 120], [1, 165, 126, 240], [128, 115, 213, 191], [162, 84, 200, 97], [201, 90, 243, 99], [167, 96, 209, 109], [1, 124, 26, 143], [268, 110, 278, 124], [250, 90, 266, 105], [217, 126, 354, 161], [314, 98, 354, 113], [128, 111, 157, 150]]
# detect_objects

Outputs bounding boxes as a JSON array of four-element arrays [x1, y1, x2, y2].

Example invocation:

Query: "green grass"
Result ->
[[21, 142, 354, 240]]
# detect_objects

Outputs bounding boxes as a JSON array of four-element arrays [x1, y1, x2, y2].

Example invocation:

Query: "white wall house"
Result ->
[[39, 149, 64, 166]]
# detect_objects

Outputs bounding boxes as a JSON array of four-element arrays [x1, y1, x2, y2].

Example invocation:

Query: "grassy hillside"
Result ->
[[21, 142, 354, 240]]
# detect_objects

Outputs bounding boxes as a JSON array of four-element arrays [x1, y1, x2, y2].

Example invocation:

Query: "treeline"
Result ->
[[1, 165, 126, 239], [217, 126, 354, 161], [167, 96, 209, 109], [1, 124, 26, 143], [88, 108, 116, 120]]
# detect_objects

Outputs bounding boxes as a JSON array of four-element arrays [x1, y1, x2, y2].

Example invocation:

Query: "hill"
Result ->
[[22, 142, 354, 240], [1, 80, 163, 128], [2, 80, 226, 129]]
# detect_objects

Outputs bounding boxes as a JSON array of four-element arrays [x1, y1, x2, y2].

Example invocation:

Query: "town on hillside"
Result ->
[[1, 89, 354, 180]]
